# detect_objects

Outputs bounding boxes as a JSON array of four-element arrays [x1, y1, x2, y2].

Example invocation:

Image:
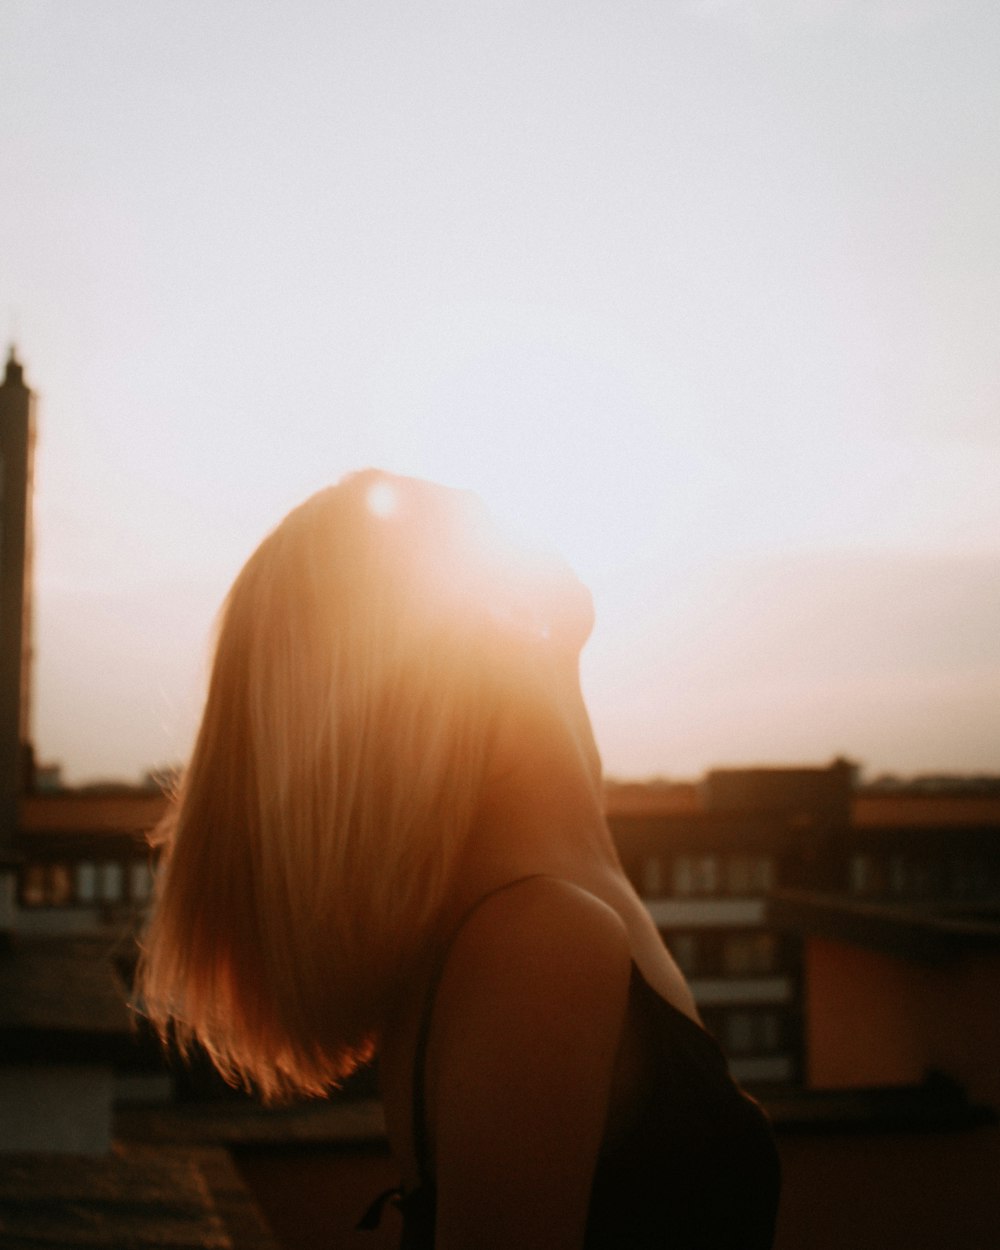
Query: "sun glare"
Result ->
[[366, 480, 398, 518]]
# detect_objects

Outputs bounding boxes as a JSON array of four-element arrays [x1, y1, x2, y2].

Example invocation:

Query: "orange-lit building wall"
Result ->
[[805, 937, 1000, 1106]]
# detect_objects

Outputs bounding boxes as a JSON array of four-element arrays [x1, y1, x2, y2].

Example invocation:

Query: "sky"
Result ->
[[1, 0, 998, 784]]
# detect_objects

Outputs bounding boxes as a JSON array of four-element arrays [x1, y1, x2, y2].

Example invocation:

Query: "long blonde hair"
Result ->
[[138, 471, 532, 1101]]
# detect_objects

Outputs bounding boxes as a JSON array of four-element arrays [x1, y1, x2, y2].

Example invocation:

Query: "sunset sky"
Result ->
[[2, 0, 998, 784]]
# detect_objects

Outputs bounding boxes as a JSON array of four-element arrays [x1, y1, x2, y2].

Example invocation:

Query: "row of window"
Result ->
[[668, 929, 786, 978], [19, 858, 154, 908], [644, 850, 997, 901], [849, 853, 995, 900], [703, 1007, 788, 1057], [641, 854, 776, 899]]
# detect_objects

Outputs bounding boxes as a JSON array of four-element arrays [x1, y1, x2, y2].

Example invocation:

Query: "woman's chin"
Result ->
[[544, 570, 595, 654]]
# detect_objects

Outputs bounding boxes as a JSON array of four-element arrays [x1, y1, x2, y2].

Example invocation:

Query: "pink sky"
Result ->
[[2, 1, 998, 783]]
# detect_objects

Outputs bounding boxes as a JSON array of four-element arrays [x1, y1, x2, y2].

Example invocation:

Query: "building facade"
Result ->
[[608, 762, 1000, 1091], [607, 763, 856, 1087]]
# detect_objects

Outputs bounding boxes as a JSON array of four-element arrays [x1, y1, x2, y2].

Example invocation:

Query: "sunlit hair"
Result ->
[[136, 470, 574, 1101]]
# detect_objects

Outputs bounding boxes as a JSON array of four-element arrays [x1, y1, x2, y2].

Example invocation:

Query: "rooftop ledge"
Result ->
[[766, 889, 1000, 963], [765, 1073, 997, 1136]]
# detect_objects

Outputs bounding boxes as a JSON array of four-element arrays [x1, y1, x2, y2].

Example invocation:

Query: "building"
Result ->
[[0, 346, 36, 944], [607, 763, 1000, 1095], [607, 760, 857, 1088], [13, 764, 1000, 1096], [766, 797, 1000, 1250], [606, 767, 1000, 1248], [13, 789, 163, 936]]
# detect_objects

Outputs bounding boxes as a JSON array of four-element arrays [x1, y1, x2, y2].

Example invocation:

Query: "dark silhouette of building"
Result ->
[[0, 346, 35, 943], [0, 346, 35, 801]]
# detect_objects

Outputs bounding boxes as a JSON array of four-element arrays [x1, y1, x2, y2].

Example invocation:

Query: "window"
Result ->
[[129, 860, 153, 903], [693, 856, 719, 895], [21, 863, 47, 907], [76, 861, 98, 903], [670, 933, 700, 975], [21, 863, 74, 906], [98, 862, 124, 903], [850, 854, 887, 897], [751, 857, 775, 893], [726, 856, 751, 896], [723, 1010, 783, 1055], [641, 856, 664, 897], [722, 932, 778, 976], [725, 1012, 756, 1054], [48, 864, 73, 906], [673, 856, 695, 897], [759, 1012, 782, 1051], [673, 855, 721, 897], [724, 856, 776, 896]]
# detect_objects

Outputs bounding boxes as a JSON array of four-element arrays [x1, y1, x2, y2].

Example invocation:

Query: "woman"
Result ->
[[139, 469, 780, 1250]]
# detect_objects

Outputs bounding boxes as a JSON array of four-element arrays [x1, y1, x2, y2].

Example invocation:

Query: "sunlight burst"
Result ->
[[366, 480, 398, 518]]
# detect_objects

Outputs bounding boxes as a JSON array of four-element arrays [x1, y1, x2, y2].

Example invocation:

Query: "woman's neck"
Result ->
[[452, 665, 621, 908]]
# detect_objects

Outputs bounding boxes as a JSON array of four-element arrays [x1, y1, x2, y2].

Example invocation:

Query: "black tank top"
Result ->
[[362, 879, 781, 1249]]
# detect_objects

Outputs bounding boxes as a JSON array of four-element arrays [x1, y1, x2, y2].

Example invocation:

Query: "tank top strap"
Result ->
[[410, 873, 552, 1183]]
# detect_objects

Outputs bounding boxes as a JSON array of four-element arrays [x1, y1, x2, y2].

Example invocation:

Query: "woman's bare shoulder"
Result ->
[[429, 874, 634, 1075], [443, 875, 632, 991], [428, 877, 633, 1247], [431, 877, 628, 1070]]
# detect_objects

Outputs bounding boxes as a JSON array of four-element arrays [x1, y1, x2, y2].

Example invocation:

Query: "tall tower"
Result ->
[[0, 345, 35, 852]]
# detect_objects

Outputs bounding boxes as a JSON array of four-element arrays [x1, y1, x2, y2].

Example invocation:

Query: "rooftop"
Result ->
[[0, 934, 136, 1062], [0, 1144, 278, 1249]]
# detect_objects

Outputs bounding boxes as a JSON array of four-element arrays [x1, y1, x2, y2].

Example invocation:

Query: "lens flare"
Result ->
[[366, 480, 398, 518]]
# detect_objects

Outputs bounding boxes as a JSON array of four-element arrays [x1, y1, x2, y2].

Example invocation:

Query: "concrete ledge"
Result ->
[[0, 1143, 279, 1249], [766, 1074, 997, 1135], [768, 890, 1000, 962]]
